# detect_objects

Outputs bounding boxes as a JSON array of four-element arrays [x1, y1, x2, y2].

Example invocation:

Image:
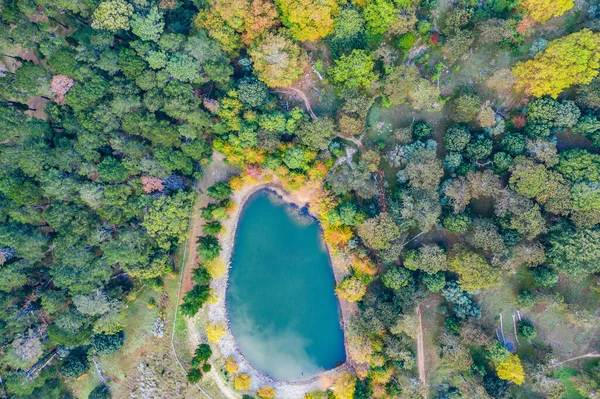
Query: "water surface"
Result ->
[[227, 190, 345, 380]]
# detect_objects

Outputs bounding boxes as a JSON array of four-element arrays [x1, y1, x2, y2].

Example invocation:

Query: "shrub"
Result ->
[[516, 290, 536, 307], [517, 320, 537, 339], [531, 265, 559, 287], [422, 272, 446, 292], [91, 331, 125, 355], [413, 120, 432, 140], [187, 368, 202, 383], [442, 213, 472, 232], [445, 125, 471, 152], [88, 385, 111, 399], [444, 315, 461, 334], [398, 32, 417, 50], [60, 348, 89, 379]]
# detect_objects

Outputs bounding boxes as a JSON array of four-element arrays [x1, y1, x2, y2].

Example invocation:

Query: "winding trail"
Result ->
[[274, 87, 363, 148], [550, 352, 600, 368], [416, 305, 426, 384]]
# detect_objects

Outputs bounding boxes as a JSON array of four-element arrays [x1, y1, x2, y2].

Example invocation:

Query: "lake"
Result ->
[[226, 189, 346, 381]]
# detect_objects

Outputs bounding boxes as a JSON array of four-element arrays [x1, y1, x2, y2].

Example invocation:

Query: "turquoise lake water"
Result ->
[[226, 190, 346, 381]]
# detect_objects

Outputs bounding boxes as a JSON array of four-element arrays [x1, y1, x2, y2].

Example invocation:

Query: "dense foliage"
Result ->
[[1, 0, 599, 398]]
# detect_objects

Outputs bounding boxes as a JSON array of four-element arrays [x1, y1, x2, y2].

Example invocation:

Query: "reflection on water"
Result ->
[[227, 190, 345, 381]]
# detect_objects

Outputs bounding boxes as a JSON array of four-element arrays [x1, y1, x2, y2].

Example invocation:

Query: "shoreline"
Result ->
[[207, 180, 356, 397]]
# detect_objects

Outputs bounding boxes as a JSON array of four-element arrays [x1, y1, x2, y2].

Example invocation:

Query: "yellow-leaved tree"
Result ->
[[332, 372, 356, 399], [233, 373, 252, 390], [496, 354, 525, 385], [335, 276, 366, 302], [275, 0, 339, 41], [513, 29, 600, 98], [257, 385, 276, 399], [205, 322, 226, 343], [520, 0, 574, 23], [226, 356, 239, 374]]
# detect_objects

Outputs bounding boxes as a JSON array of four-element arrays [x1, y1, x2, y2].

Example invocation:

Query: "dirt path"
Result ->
[[416, 305, 426, 384], [550, 352, 600, 368], [274, 87, 364, 148], [171, 152, 238, 399]]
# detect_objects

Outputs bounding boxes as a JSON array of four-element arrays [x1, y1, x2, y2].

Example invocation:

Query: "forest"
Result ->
[[0, 0, 599, 398]]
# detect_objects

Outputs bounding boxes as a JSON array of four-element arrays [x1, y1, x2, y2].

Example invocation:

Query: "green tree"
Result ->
[[249, 33, 307, 88], [98, 157, 129, 183], [91, 0, 133, 31], [237, 77, 269, 108], [131, 7, 164, 42], [450, 93, 482, 123], [197, 235, 222, 260], [445, 125, 471, 152], [448, 247, 500, 292], [403, 245, 447, 274], [295, 118, 336, 150], [517, 320, 536, 339], [363, 0, 396, 35], [357, 213, 401, 250], [328, 49, 376, 91], [143, 191, 194, 250], [382, 266, 412, 291], [546, 224, 600, 279]]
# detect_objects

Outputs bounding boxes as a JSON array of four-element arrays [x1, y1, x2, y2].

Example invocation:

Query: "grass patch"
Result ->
[[555, 368, 586, 399]]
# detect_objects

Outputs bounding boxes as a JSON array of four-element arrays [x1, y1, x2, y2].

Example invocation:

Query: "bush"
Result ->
[[516, 290, 536, 307], [532, 265, 559, 287], [187, 368, 202, 383], [442, 213, 472, 232], [444, 315, 461, 334], [413, 120, 432, 140], [517, 320, 537, 339], [493, 152, 513, 172], [398, 32, 417, 50], [422, 272, 446, 292], [197, 235, 222, 260], [60, 348, 89, 379], [202, 363, 212, 372], [445, 125, 471, 151], [88, 385, 111, 399], [483, 374, 509, 398], [465, 137, 493, 161], [237, 77, 269, 108], [91, 331, 125, 355], [207, 182, 232, 200], [191, 344, 212, 367]]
